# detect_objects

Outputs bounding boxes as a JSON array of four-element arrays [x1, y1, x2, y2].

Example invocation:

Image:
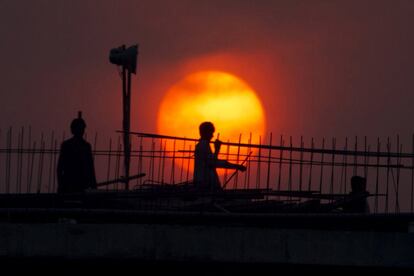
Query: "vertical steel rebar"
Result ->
[[115, 136, 122, 190], [15, 127, 24, 194], [157, 139, 163, 183], [37, 133, 45, 193], [385, 137, 391, 213], [266, 133, 273, 191], [5, 127, 12, 193], [319, 138, 325, 193], [330, 137, 336, 197], [308, 138, 314, 191], [47, 131, 54, 193], [340, 137, 348, 194], [28, 141, 36, 193], [375, 137, 380, 213], [299, 136, 303, 191], [16, 127, 22, 194], [343, 137, 348, 194], [411, 134, 414, 213], [223, 139, 230, 186], [180, 140, 186, 183], [26, 127, 32, 193], [277, 135, 284, 191], [0, 128, 1, 192], [106, 138, 112, 183], [52, 139, 58, 193], [170, 139, 176, 185], [353, 136, 358, 176], [395, 136, 401, 213], [138, 137, 143, 186], [186, 145, 192, 184], [245, 133, 252, 189], [59, 131, 65, 190], [363, 136, 368, 181], [366, 145, 372, 203], [234, 134, 242, 189], [150, 139, 155, 184], [161, 141, 166, 184], [256, 136, 262, 189], [288, 136, 293, 192], [19, 127, 24, 193]]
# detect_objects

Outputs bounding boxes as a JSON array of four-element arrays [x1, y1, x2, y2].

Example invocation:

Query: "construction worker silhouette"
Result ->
[[343, 176, 370, 213], [193, 122, 246, 191], [57, 112, 97, 193]]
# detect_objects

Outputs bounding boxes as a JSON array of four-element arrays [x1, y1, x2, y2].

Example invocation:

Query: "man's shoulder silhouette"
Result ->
[[60, 137, 92, 159], [62, 136, 91, 148]]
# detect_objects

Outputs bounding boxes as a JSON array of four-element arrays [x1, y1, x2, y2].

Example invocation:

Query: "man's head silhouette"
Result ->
[[199, 122, 215, 140], [70, 112, 86, 138]]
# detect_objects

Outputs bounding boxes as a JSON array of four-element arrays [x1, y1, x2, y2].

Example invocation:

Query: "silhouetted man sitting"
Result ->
[[193, 122, 246, 191], [57, 113, 97, 194]]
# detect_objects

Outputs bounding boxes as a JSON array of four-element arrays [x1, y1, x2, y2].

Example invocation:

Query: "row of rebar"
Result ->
[[0, 127, 413, 213]]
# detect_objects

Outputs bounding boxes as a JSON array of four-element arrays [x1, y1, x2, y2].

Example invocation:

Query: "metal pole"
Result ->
[[122, 66, 131, 190]]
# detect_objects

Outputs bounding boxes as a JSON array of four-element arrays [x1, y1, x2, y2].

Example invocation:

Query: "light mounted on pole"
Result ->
[[109, 45, 138, 73], [109, 44, 139, 190]]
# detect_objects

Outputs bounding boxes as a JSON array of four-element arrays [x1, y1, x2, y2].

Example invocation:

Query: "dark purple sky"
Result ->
[[1, 0, 414, 145]]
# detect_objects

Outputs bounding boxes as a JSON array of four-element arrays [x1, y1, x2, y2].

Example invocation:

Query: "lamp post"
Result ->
[[109, 44, 138, 190]]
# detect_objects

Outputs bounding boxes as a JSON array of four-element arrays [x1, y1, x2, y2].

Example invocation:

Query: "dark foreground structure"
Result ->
[[0, 190, 413, 273], [1, 131, 414, 272]]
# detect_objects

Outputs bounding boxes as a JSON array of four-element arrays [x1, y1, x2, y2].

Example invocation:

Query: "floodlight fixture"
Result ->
[[109, 44, 138, 74]]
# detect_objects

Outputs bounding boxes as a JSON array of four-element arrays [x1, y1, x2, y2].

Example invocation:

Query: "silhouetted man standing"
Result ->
[[194, 122, 246, 191], [57, 113, 97, 193]]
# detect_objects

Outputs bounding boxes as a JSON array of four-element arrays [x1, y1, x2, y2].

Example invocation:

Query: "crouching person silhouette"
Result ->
[[343, 176, 370, 213], [193, 122, 246, 191], [57, 112, 97, 194]]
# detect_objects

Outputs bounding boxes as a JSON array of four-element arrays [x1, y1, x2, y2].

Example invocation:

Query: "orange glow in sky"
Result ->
[[157, 71, 266, 143]]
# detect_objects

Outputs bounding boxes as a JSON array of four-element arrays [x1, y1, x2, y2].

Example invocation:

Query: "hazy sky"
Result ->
[[1, 0, 414, 145]]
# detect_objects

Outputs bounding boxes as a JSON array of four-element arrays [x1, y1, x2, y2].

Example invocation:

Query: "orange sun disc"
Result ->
[[157, 71, 266, 142]]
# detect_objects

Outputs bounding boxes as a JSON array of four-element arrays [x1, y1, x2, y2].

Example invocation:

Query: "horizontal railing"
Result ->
[[0, 126, 413, 214]]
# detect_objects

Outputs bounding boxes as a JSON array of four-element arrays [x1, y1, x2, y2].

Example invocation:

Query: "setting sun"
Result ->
[[157, 71, 266, 143]]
